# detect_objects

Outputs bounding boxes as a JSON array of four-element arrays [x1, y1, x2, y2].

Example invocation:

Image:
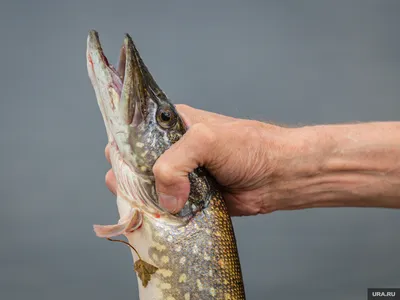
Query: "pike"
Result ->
[[86, 30, 246, 300]]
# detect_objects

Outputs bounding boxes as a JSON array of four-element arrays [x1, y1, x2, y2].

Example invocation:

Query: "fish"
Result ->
[[86, 30, 246, 300]]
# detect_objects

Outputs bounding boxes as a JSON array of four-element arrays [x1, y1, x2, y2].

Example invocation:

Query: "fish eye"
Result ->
[[156, 106, 177, 129]]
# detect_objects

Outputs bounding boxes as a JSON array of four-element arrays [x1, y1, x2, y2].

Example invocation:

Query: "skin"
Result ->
[[105, 104, 400, 216]]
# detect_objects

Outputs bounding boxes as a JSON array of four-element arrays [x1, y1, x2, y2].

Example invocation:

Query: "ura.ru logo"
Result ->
[[372, 291, 396, 297]]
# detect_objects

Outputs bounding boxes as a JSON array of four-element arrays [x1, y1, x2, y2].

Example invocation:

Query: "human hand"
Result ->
[[105, 106, 400, 215], [105, 104, 300, 216]]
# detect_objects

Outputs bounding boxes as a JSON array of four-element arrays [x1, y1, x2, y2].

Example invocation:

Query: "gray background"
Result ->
[[1, 1, 399, 299]]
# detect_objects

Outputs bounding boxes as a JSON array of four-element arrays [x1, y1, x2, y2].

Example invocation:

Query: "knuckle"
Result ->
[[105, 144, 110, 157], [153, 159, 175, 184], [175, 104, 190, 111], [189, 123, 217, 145], [105, 170, 114, 186]]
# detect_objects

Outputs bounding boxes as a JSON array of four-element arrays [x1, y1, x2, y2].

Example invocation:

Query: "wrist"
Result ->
[[262, 122, 400, 213]]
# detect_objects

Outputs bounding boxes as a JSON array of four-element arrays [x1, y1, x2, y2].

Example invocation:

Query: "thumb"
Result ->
[[153, 123, 218, 214]]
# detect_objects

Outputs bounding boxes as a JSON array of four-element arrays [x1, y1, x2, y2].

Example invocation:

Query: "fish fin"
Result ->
[[93, 208, 142, 238]]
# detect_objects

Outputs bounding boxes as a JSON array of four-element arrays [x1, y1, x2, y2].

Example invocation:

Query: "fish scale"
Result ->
[[143, 191, 245, 299], [86, 30, 246, 299]]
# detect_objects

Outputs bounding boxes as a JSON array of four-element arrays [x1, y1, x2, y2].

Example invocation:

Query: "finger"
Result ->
[[153, 123, 219, 213], [175, 104, 235, 127], [105, 144, 111, 164], [105, 169, 117, 195]]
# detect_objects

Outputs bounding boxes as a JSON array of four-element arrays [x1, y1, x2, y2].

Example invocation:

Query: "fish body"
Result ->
[[86, 30, 245, 300]]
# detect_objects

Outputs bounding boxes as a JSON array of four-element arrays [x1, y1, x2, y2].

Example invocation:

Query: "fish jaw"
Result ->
[[87, 30, 163, 213], [86, 30, 124, 144]]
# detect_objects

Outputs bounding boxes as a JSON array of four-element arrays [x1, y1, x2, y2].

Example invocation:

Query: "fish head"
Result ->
[[87, 31, 211, 221]]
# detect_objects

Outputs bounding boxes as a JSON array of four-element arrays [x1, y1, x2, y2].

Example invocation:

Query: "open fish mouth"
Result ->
[[86, 30, 149, 132], [86, 30, 153, 209], [86, 30, 184, 218]]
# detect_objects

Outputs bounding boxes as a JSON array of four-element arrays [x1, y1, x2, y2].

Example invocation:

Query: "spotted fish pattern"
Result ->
[[146, 190, 245, 300]]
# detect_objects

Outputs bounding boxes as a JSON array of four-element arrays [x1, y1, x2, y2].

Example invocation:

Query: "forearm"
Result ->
[[267, 122, 400, 212]]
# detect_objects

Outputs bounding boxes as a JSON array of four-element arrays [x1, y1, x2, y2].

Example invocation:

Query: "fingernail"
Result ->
[[158, 193, 178, 212]]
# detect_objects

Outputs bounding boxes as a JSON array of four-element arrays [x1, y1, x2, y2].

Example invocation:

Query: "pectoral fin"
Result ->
[[93, 208, 142, 238]]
